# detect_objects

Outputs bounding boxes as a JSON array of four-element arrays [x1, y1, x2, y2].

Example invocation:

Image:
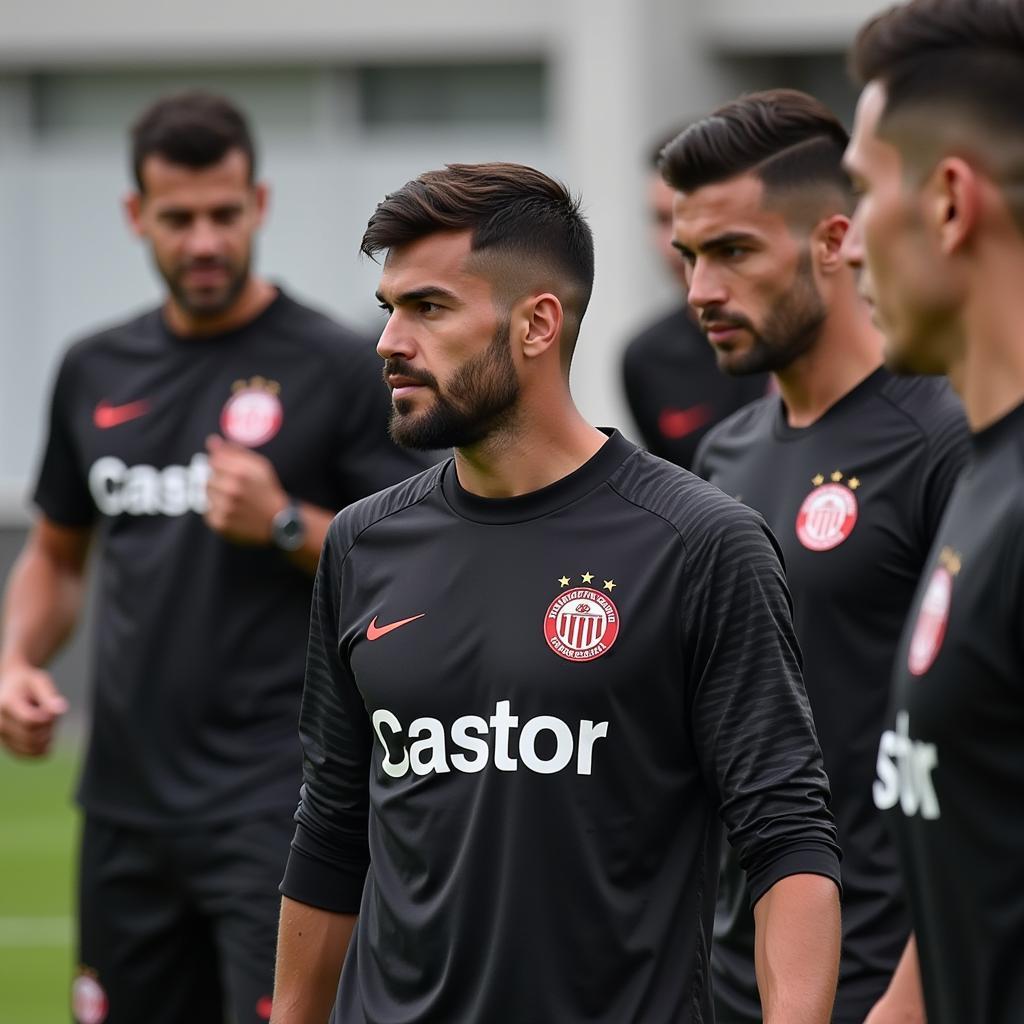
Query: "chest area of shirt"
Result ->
[[341, 513, 691, 746], [73, 348, 334, 516], [707, 436, 921, 595]]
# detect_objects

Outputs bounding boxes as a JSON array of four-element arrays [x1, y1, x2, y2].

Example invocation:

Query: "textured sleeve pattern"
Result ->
[[281, 521, 373, 913], [682, 503, 841, 905]]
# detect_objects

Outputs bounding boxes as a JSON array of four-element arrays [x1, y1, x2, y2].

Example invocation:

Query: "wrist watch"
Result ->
[[271, 502, 307, 552]]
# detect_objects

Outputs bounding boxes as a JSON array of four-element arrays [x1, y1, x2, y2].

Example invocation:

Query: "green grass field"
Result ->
[[0, 746, 79, 1024]]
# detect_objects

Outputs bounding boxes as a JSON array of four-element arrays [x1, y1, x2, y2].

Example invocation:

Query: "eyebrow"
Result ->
[[375, 285, 460, 307], [672, 230, 759, 256]]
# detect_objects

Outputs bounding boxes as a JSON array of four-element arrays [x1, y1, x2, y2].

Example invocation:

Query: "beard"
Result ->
[[702, 249, 827, 375], [157, 250, 251, 320], [385, 319, 521, 450]]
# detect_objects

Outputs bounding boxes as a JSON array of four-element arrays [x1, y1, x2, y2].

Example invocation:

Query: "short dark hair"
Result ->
[[130, 91, 257, 191], [850, 0, 1024, 140], [361, 162, 595, 356], [659, 89, 851, 206]]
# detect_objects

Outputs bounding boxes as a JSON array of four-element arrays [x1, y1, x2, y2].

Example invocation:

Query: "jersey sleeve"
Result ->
[[331, 338, 436, 502], [32, 351, 96, 528], [280, 523, 373, 913], [682, 508, 841, 906], [914, 392, 970, 545]]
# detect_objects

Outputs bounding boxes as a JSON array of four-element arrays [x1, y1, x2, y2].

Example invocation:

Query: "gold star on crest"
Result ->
[[603, 579, 617, 592], [558, 575, 570, 587], [940, 546, 962, 576], [848, 477, 860, 490], [812, 473, 825, 486], [581, 571, 595, 584], [831, 470, 843, 483]]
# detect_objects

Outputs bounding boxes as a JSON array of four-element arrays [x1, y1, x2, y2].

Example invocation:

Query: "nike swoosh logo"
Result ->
[[94, 399, 151, 429], [367, 613, 426, 641], [658, 404, 713, 440]]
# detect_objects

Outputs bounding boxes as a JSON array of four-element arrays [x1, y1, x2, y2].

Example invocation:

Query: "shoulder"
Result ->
[[607, 447, 775, 564], [701, 395, 775, 451], [876, 373, 967, 441], [325, 459, 448, 560], [623, 306, 702, 364], [57, 307, 160, 377], [272, 292, 377, 363]]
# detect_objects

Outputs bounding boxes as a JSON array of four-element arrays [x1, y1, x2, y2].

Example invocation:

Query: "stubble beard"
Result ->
[[388, 319, 521, 451]]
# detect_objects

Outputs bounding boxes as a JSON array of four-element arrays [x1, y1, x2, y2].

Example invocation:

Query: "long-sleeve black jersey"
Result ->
[[695, 369, 968, 1023], [281, 430, 840, 1023], [880, 399, 1024, 1024]]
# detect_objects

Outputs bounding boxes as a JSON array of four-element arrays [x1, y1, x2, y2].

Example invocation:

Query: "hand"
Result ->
[[205, 434, 288, 545], [0, 663, 68, 757]]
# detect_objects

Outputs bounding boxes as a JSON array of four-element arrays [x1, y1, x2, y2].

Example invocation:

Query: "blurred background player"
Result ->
[[844, 2, 1024, 1022], [621, 130, 767, 468], [664, 89, 968, 1024], [272, 161, 841, 1024], [0, 91, 425, 1024]]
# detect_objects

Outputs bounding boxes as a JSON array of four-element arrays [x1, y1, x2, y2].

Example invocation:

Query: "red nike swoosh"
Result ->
[[658, 404, 713, 440], [367, 613, 426, 641], [94, 399, 151, 429]]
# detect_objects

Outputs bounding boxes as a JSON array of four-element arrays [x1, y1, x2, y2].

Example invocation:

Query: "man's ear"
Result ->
[[518, 293, 564, 362], [253, 181, 270, 226], [124, 192, 145, 239], [813, 214, 851, 275], [930, 157, 979, 256]]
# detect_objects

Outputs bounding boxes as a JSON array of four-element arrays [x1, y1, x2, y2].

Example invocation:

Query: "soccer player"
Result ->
[[0, 92, 425, 1024], [621, 132, 767, 468], [664, 89, 968, 1024], [843, 2, 1024, 1021], [271, 161, 842, 1024]]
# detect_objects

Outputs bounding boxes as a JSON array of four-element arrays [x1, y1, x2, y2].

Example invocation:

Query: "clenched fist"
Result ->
[[204, 434, 288, 545]]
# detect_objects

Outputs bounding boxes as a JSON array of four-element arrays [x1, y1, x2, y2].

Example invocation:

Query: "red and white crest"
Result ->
[[796, 482, 858, 551], [72, 972, 109, 1024], [908, 566, 953, 676], [220, 378, 283, 448], [544, 587, 619, 662]]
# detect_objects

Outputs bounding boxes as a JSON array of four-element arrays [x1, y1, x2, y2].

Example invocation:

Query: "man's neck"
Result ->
[[163, 276, 277, 338], [956, 251, 1024, 431], [774, 297, 884, 429], [453, 395, 608, 499]]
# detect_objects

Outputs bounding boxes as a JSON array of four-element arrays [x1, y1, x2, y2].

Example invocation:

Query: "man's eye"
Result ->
[[721, 246, 747, 259], [161, 213, 191, 229], [419, 302, 441, 315], [378, 302, 393, 317]]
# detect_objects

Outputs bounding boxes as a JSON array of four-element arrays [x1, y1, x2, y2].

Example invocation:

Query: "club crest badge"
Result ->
[[544, 572, 619, 662], [796, 470, 861, 552], [220, 377, 283, 448], [72, 969, 109, 1024], [908, 548, 959, 676]]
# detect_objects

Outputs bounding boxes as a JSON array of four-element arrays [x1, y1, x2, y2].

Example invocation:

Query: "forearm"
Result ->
[[270, 896, 356, 1024], [753, 872, 841, 1024], [865, 934, 926, 1024], [1, 542, 85, 671]]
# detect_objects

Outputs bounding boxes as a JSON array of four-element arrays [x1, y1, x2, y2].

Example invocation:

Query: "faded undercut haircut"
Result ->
[[360, 163, 595, 363], [851, 0, 1024, 227], [130, 91, 257, 192], [659, 89, 853, 217]]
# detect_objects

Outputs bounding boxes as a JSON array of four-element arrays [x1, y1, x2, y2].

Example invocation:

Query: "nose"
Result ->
[[185, 216, 221, 259], [376, 311, 416, 362], [841, 210, 865, 269], [686, 258, 727, 312]]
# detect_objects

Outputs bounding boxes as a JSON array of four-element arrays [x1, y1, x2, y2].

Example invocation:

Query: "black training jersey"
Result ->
[[621, 305, 768, 469], [880, 399, 1024, 1024], [281, 430, 840, 1024], [694, 368, 968, 1023], [33, 290, 425, 826]]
